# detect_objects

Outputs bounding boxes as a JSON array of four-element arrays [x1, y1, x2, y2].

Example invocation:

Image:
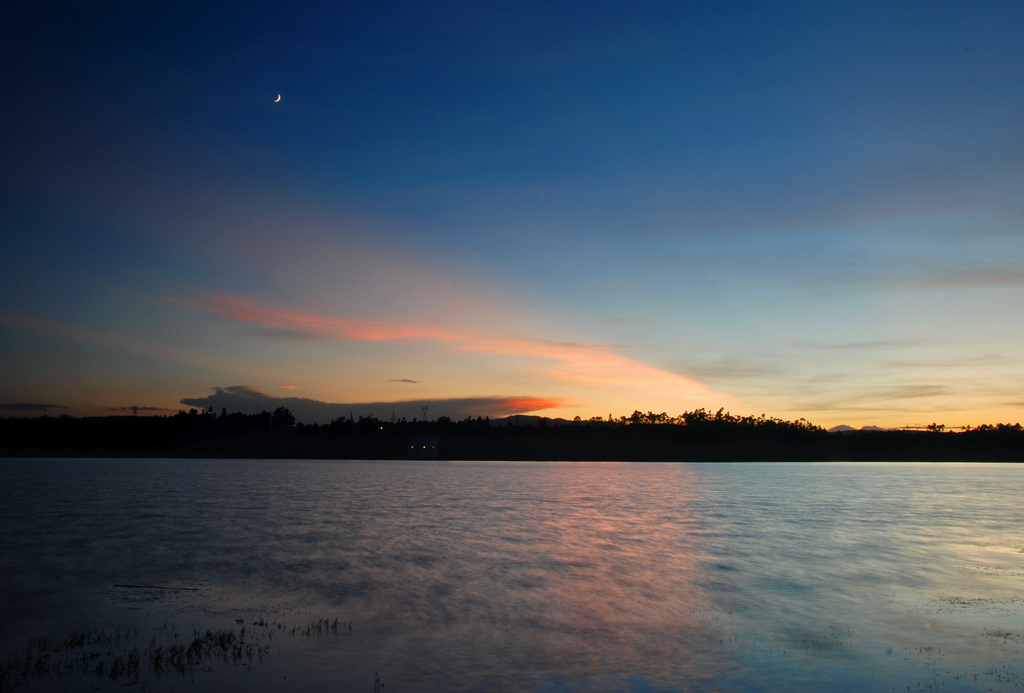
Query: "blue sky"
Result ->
[[2, 0, 1023, 426]]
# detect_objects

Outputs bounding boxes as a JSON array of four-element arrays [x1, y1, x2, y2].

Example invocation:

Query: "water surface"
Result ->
[[1, 460, 1022, 691]]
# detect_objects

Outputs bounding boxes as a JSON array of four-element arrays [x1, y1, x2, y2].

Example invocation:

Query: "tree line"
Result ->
[[1, 407, 1021, 461]]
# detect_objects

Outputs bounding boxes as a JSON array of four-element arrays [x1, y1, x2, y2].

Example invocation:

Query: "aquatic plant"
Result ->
[[0, 614, 353, 692]]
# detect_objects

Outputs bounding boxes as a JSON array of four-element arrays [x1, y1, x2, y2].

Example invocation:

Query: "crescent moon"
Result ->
[[274, 94, 281, 102]]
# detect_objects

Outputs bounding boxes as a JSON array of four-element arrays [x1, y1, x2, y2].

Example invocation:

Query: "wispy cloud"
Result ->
[[238, 327, 328, 341], [176, 294, 734, 403], [599, 316, 651, 325], [886, 354, 1005, 369], [107, 406, 173, 412], [799, 384, 950, 413], [910, 268, 1024, 290], [389, 379, 418, 384], [680, 358, 784, 380], [792, 338, 926, 351], [0, 403, 67, 412], [0, 310, 240, 372]]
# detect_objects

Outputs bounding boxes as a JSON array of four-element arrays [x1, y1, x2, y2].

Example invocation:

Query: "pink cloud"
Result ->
[[193, 294, 460, 342], [496, 396, 570, 414], [176, 294, 735, 403]]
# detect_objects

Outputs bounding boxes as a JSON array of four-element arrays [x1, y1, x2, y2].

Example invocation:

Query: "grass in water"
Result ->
[[0, 616, 350, 692]]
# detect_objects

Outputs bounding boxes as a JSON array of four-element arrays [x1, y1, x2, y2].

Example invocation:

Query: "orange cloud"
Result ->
[[498, 396, 569, 413], [176, 294, 735, 404]]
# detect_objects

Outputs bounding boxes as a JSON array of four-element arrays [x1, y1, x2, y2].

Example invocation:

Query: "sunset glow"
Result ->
[[176, 293, 734, 407], [2, 2, 1023, 428]]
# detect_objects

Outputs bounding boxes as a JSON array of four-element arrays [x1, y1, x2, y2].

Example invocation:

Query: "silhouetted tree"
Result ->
[[271, 407, 295, 429]]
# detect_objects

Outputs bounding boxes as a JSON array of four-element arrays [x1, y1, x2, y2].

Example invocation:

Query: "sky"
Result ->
[[1, 0, 1023, 428]]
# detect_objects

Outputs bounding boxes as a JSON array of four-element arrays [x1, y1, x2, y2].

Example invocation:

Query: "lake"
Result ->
[[1, 459, 1022, 692]]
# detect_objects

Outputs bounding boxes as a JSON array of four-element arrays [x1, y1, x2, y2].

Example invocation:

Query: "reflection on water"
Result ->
[[1, 460, 1022, 691]]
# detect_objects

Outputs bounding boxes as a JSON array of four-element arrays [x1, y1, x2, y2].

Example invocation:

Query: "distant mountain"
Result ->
[[828, 424, 892, 433], [492, 415, 576, 427]]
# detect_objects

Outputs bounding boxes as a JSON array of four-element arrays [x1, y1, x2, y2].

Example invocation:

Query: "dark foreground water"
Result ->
[[1, 460, 1022, 692]]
